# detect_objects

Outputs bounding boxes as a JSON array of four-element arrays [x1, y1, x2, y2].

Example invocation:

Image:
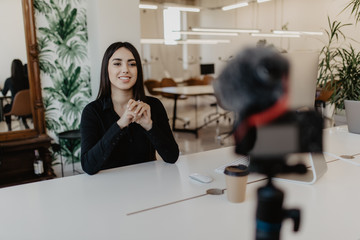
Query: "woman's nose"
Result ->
[[121, 65, 129, 73]]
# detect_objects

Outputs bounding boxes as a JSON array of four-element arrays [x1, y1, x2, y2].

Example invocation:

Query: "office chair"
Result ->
[[160, 78, 190, 127], [200, 74, 232, 127], [144, 79, 161, 96], [183, 78, 204, 86], [202, 75, 214, 85], [4, 89, 31, 130], [315, 81, 338, 127]]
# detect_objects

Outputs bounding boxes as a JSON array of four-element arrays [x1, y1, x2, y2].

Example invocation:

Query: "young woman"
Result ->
[[2, 59, 29, 131], [80, 42, 179, 175]]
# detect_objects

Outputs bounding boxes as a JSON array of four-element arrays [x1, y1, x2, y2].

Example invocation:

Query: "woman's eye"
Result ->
[[129, 62, 137, 67], [113, 62, 121, 66]]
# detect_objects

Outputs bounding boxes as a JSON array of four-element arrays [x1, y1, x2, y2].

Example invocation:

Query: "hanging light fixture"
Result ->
[[139, 4, 158, 10], [272, 30, 323, 36], [167, 6, 200, 12], [192, 27, 260, 34], [222, 2, 249, 11], [251, 33, 301, 38], [174, 30, 238, 36]]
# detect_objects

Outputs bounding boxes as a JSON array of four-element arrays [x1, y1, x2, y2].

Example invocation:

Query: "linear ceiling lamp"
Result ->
[[167, 6, 200, 12], [272, 30, 323, 36], [140, 39, 165, 44], [139, 4, 158, 10], [257, 0, 271, 3], [222, 2, 249, 11], [140, 38, 230, 45], [251, 33, 301, 38], [192, 27, 260, 34], [179, 39, 230, 44], [174, 31, 238, 36]]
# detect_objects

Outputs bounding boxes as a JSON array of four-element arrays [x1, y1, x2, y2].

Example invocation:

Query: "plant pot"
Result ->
[[344, 100, 360, 134]]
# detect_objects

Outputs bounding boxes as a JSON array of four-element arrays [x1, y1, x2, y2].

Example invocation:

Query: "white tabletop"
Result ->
[[0, 125, 359, 240], [153, 85, 214, 96]]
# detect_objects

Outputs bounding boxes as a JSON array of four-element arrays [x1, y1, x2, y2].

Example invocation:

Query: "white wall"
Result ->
[[0, 0, 27, 86], [87, 0, 141, 100], [140, 0, 360, 80]]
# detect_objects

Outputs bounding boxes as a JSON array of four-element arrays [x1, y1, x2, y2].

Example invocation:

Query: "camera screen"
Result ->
[[250, 123, 299, 157]]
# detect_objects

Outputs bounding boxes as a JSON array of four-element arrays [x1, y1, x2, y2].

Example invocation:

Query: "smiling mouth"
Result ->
[[119, 77, 131, 82]]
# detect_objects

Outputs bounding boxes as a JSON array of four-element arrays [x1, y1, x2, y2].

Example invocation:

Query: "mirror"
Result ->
[[0, 0, 46, 142], [0, 0, 32, 133]]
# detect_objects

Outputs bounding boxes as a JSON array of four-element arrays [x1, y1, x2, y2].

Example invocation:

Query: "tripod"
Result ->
[[251, 158, 306, 240]]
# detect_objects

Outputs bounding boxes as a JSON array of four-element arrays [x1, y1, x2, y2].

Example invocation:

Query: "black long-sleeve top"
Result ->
[[80, 96, 179, 175]]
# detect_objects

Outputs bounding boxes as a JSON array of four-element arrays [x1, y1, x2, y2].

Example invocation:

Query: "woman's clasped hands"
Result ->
[[117, 99, 153, 131]]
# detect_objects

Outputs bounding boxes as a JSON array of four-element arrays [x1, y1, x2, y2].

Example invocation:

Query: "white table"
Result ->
[[154, 85, 215, 137], [0, 125, 360, 240]]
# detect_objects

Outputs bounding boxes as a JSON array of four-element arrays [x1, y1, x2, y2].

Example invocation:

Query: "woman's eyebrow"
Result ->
[[111, 58, 122, 62], [111, 58, 136, 62]]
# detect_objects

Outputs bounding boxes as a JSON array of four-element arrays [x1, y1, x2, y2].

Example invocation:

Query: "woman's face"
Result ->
[[108, 47, 138, 92]]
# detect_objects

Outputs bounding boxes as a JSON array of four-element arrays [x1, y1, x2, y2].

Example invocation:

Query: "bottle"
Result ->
[[33, 149, 44, 176]]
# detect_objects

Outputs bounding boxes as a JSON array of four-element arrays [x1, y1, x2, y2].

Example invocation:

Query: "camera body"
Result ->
[[248, 110, 323, 176]]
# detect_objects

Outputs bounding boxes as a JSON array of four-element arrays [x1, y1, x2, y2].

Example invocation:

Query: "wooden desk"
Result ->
[[154, 85, 215, 137], [0, 126, 359, 239]]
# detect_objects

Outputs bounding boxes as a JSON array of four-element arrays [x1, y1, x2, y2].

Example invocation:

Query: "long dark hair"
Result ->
[[96, 42, 145, 101], [11, 59, 29, 93]]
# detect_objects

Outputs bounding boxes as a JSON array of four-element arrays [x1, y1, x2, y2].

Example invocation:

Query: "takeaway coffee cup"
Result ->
[[224, 165, 249, 203]]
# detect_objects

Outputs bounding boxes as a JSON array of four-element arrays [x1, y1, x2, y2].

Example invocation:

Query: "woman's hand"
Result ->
[[118, 99, 153, 131], [131, 100, 153, 131], [117, 99, 138, 129]]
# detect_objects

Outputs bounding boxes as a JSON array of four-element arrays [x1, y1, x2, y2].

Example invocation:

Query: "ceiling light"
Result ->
[[167, 6, 200, 12], [222, 2, 249, 11], [141, 39, 165, 44], [272, 30, 301, 35], [174, 31, 238, 36], [272, 30, 323, 36], [301, 31, 323, 36], [139, 4, 158, 10], [192, 27, 260, 33], [179, 39, 230, 44], [251, 33, 301, 38], [257, 0, 271, 3], [140, 38, 230, 45]]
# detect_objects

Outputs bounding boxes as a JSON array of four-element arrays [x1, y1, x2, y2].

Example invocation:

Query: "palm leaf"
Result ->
[[57, 40, 87, 64], [342, 0, 360, 24], [34, 0, 52, 14]]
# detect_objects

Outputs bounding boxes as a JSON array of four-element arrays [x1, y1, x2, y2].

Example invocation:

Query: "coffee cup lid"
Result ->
[[224, 164, 249, 177]]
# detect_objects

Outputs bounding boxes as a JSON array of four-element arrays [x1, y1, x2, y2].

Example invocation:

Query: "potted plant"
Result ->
[[316, 17, 350, 124], [317, 1, 360, 131]]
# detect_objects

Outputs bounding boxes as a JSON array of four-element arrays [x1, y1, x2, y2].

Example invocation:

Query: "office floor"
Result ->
[[0, 117, 33, 132]]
